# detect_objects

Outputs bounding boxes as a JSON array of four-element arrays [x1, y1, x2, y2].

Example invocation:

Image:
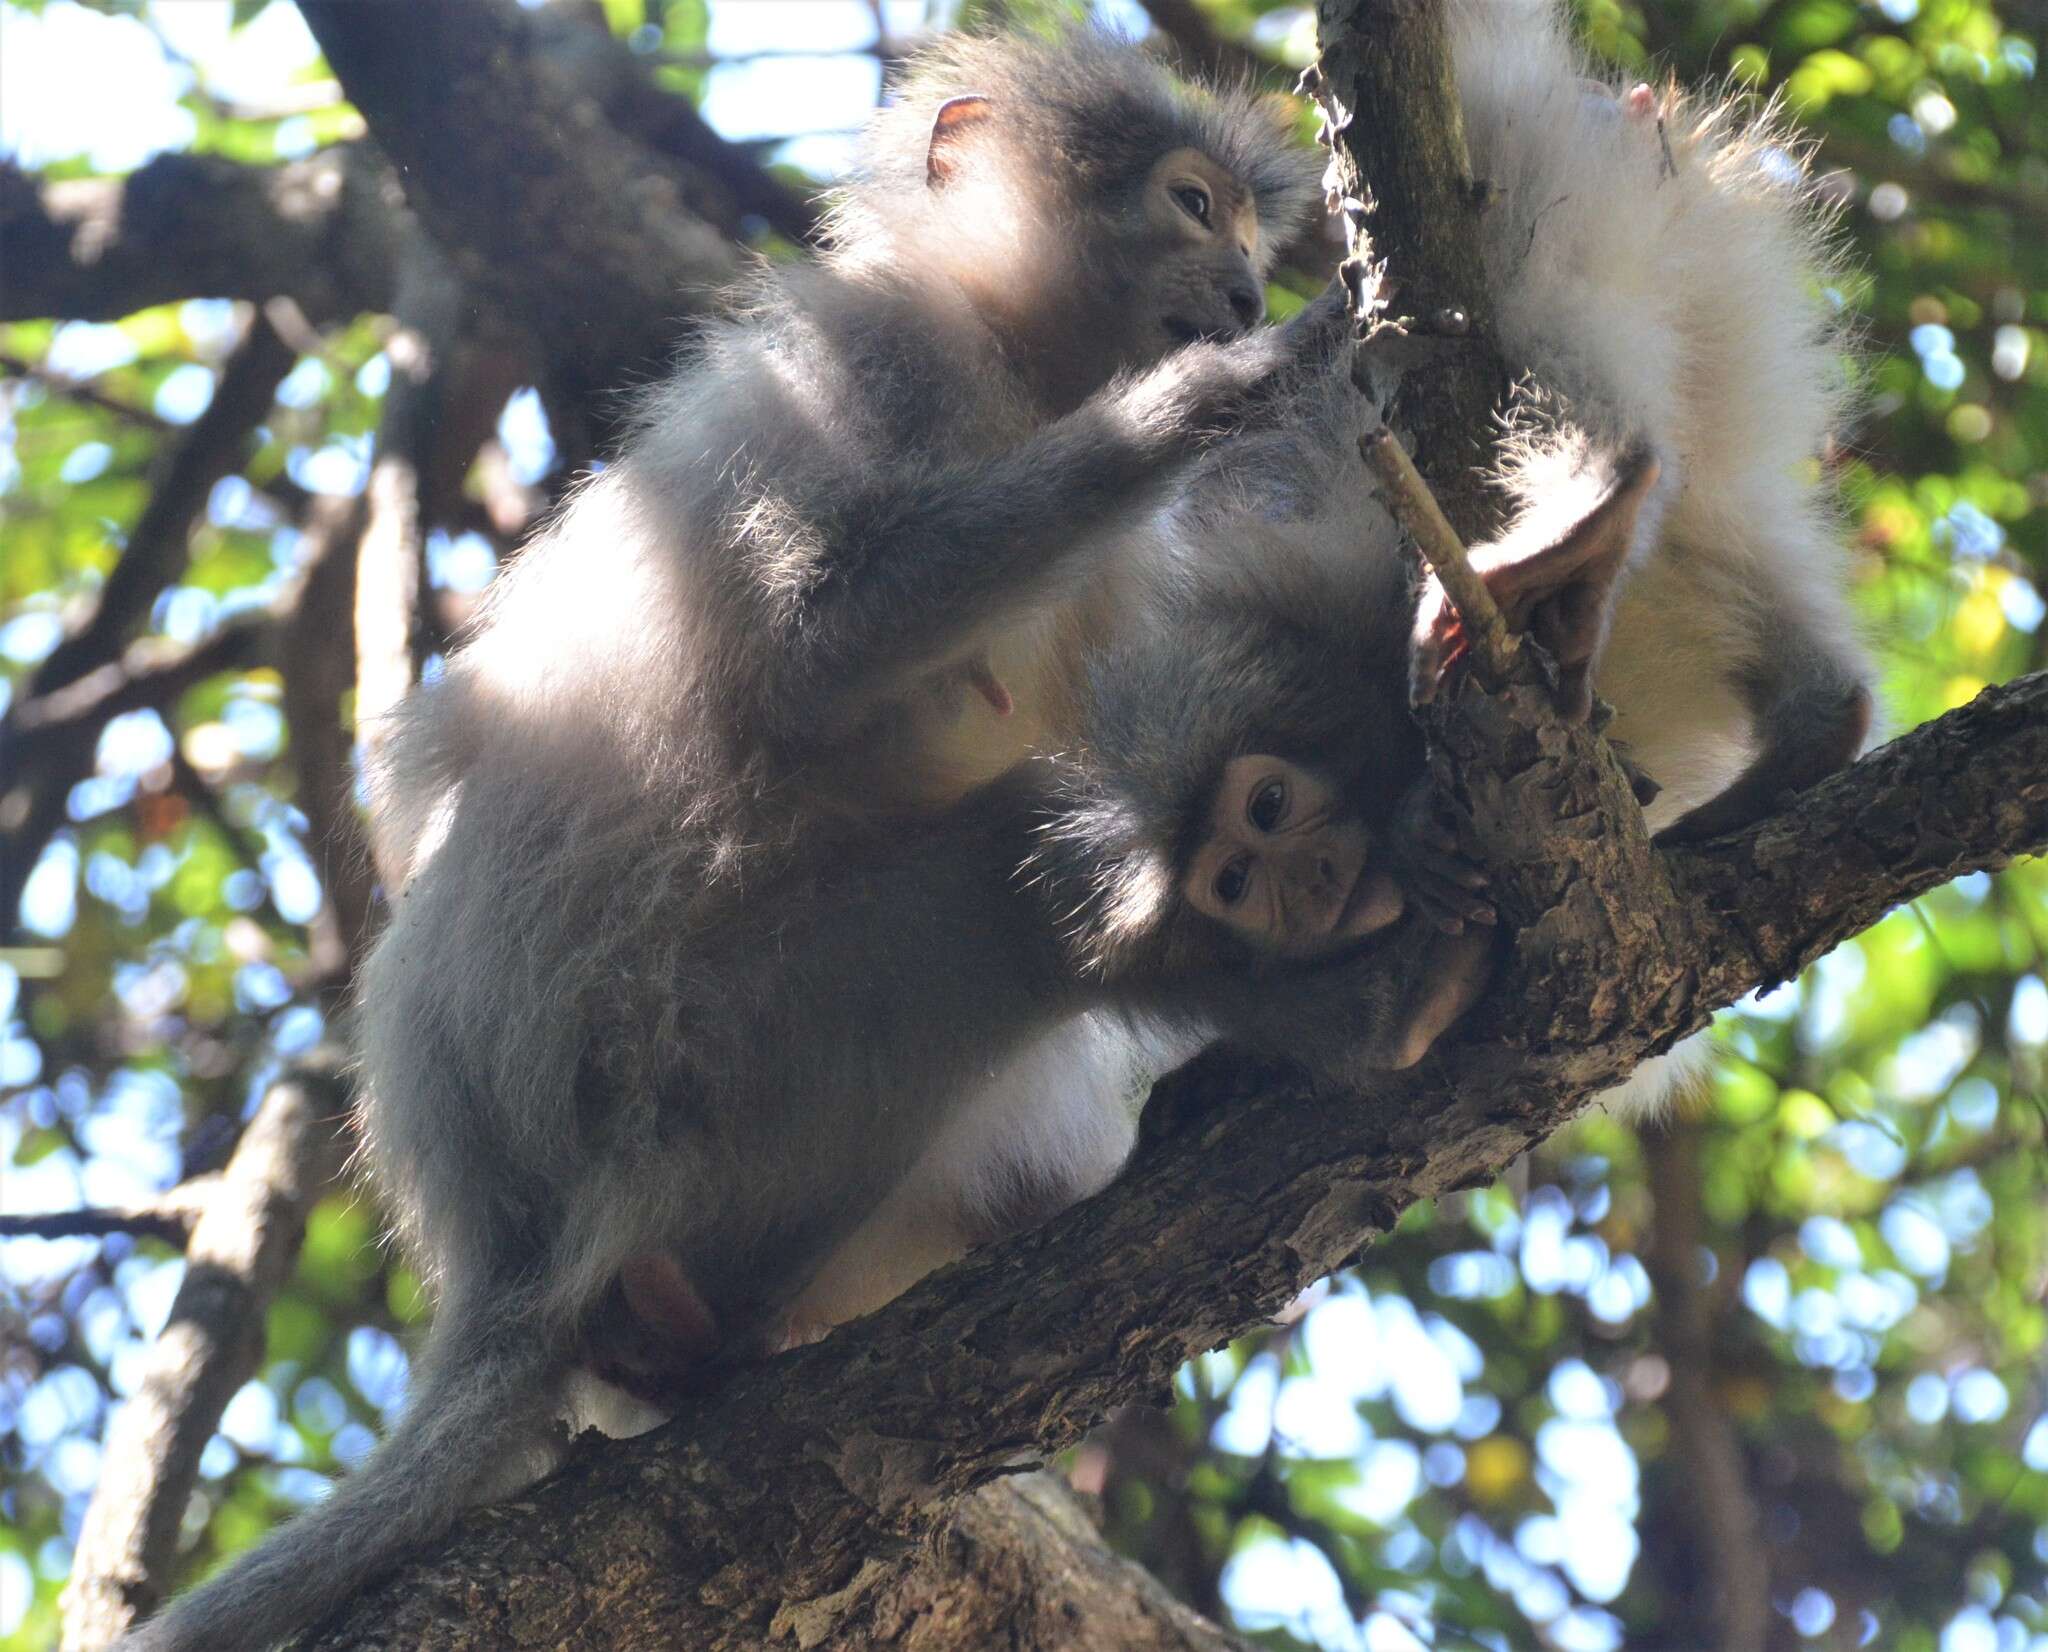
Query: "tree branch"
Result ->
[[61, 1062, 353, 1650], [294, 668, 2048, 1650], [296, 0, 746, 457], [1, 619, 269, 937], [25, 308, 295, 701], [0, 148, 403, 326], [1136, 0, 1283, 86], [1310, 0, 1511, 536], [0, 1184, 217, 1247]]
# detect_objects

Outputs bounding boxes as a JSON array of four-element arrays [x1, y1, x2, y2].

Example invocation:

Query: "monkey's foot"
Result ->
[[1656, 682, 1872, 843]]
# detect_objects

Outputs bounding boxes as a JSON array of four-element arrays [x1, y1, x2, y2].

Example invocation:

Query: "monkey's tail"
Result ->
[[119, 1297, 560, 1652]]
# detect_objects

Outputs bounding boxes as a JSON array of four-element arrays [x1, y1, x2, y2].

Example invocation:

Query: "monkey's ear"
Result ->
[[927, 94, 994, 188], [1412, 447, 1661, 720]]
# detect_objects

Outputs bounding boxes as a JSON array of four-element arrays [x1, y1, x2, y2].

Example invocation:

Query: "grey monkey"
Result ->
[[119, 33, 1446, 1652]]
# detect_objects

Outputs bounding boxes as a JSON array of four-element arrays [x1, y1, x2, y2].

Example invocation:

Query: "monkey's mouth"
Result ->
[[1331, 866, 1403, 942], [1163, 315, 1237, 346]]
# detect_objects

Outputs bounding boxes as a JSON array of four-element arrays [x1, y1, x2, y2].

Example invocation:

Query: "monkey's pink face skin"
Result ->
[[1185, 755, 1405, 959]]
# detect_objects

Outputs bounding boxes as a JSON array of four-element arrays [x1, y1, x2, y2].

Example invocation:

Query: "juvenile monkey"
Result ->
[[124, 35, 1433, 1652]]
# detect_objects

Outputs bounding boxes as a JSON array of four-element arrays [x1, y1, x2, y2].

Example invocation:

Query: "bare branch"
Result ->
[[25, 309, 296, 702], [0, 1183, 218, 1247], [297, 0, 746, 455], [1, 620, 269, 934], [1136, 0, 1281, 86], [0, 353, 172, 431], [60, 1062, 353, 1650]]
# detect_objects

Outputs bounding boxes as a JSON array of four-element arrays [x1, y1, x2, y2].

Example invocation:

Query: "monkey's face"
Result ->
[[1184, 755, 1405, 959], [1132, 147, 1268, 352]]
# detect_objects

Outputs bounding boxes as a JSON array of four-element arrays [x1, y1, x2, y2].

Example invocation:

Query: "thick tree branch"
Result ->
[[1310, 0, 1511, 536], [0, 148, 404, 326], [297, 0, 745, 456], [525, 1, 818, 245], [295, 669, 2048, 1651]]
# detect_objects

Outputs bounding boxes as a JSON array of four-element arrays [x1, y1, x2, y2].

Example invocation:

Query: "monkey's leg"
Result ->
[[1655, 638, 1873, 844]]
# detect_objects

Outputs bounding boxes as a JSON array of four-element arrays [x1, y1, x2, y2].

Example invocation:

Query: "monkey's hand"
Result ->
[[1217, 919, 1499, 1080], [1386, 924, 1496, 1069], [1384, 780, 1495, 936], [1120, 329, 1301, 441], [1125, 286, 1352, 443], [1278, 278, 1354, 359]]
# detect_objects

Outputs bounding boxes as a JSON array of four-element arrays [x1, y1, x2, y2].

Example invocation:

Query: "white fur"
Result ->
[[1454, 0, 1871, 840], [1453, 2, 1871, 1116]]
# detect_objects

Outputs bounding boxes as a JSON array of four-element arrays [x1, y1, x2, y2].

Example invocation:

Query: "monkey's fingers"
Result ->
[[1405, 865, 1497, 934], [1388, 781, 1495, 932]]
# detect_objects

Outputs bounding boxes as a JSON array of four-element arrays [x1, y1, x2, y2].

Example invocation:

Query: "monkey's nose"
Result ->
[[1228, 283, 1264, 329]]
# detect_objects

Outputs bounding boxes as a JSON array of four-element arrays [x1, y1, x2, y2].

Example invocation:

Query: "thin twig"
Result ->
[[0, 1185, 218, 1247], [1358, 424, 1516, 676]]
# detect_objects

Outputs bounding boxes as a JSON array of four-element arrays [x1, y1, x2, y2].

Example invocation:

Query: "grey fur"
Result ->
[[120, 33, 1328, 1652]]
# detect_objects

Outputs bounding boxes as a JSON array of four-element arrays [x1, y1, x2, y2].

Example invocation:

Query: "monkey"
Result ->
[[1426, 0, 1876, 845], [126, 12, 1881, 1642], [122, 34, 1475, 1652], [1143, 0, 1876, 1125]]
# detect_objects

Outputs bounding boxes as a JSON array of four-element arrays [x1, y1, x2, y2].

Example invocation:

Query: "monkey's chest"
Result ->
[[898, 624, 1073, 805]]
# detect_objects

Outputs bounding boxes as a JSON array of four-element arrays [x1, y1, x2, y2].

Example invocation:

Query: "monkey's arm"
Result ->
[[760, 325, 1334, 728], [1165, 923, 1499, 1082]]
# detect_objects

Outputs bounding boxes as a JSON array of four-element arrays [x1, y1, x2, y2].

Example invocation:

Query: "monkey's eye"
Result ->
[[1173, 184, 1212, 227], [1213, 856, 1252, 907], [1247, 778, 1287, 833]]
